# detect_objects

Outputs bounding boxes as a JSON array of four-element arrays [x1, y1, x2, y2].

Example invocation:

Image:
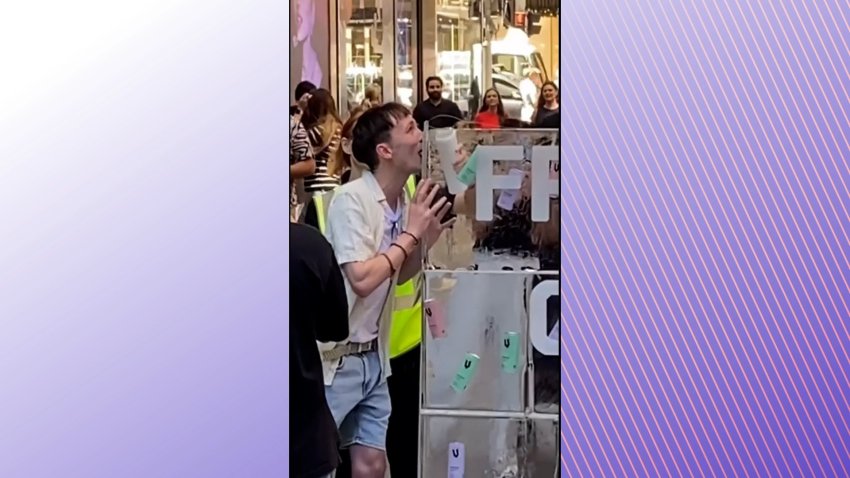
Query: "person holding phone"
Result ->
[[320, 103, 455, 478]]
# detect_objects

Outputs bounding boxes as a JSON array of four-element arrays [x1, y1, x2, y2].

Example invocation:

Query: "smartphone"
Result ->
[[431, 186, 457, 224]]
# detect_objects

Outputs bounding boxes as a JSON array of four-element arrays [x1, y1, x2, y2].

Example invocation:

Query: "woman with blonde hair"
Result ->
[[302, 88, 343, 194], [302, 105, 370, 227], [327, 105, 370, 181]]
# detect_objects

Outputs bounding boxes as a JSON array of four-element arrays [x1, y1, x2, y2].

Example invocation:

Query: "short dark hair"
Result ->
[[351, 103, 411, 172], [295, 81, 316, 101], [425, 76, 443, 88]]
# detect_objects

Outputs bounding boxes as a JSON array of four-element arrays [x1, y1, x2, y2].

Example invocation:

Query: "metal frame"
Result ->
[[380, 0, 396, 103], [329, 0, 338, 99], [417, 124, 560, 478]]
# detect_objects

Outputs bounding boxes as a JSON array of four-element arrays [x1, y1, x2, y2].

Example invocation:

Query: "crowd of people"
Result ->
[[410, 75, 560, 131], [289, 76, 559, 478]]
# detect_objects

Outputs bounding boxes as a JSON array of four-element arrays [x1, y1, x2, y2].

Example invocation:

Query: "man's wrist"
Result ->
[[400, 230, 421, 245]]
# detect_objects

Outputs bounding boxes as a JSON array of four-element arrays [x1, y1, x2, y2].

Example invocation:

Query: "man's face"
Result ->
[[426, 80, 443, 101], [382, 114, 423, 175]]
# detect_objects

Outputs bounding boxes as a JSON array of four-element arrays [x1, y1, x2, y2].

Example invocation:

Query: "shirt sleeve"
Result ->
[[306, 124, 322, 148], [290, 122, 312, 163], [325, 191, 377, 265]]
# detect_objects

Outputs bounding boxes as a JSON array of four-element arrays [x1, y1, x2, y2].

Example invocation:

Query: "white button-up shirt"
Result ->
[[320, 171, 410, 386]]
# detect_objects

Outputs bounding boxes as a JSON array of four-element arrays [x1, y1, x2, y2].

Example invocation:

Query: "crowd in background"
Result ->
[[289, 76, 560, 221], [289, 76, 559, 478]]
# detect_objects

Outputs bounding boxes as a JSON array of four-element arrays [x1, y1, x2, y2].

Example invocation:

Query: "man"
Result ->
[[519, 68, 541, 123], [322, 103, 455, 478], [290, 223, 350, 478], [300, 109, 424, 478], [305, 166, 422, 478], [412, 76, 463, 130]]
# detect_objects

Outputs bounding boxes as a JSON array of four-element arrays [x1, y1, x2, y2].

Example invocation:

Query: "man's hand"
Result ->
[[425, 200, 455, 248], [406, 179, 449, 240]]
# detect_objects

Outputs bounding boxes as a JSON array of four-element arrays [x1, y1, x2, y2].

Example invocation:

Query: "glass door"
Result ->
[[394, 0, 418, 108], [339, 0, 385, 116]]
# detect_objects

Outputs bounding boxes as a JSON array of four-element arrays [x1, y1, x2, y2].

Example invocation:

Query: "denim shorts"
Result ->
[[324, 350, 391, 451]]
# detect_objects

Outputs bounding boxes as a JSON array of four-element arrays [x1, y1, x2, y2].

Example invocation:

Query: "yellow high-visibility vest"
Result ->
[[312, 176, 422, 359]]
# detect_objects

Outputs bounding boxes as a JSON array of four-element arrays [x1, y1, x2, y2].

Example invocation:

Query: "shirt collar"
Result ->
[[361, 170, 409, 211], [360, 170, 387, 203]]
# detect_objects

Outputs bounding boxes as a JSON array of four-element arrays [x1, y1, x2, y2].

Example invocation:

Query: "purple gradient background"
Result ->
[[559, 1, 849, 477], [0, 2, 290, 477]]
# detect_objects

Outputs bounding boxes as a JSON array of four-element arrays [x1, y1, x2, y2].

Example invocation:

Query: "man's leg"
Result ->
[[386, 344, 421, 477], [345, 351, 391, 478], [324, 356, 367, 478], [349, 445, 387, 478]]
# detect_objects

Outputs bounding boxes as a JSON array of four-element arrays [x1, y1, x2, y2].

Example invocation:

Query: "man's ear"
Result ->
[[376, 143, 392, 160]]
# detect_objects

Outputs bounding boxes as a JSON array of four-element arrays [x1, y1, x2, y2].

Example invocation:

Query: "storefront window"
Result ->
[[339, 0, 384, 115], [432, 0, 479, 116], [332, 0, 557, 118], [396, 0, 416, 108], [423, 0, 559, 119], [524, 14, 559, 86]]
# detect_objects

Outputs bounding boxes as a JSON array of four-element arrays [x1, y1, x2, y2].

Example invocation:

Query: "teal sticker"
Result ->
[[450, 353, 480, 393], [457, 148, 480, 186], [501, 332, 520, 373]]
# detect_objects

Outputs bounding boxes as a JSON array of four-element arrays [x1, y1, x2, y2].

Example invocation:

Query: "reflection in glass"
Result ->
[[396, 0, 416, 107], [422, 416, 559, 477], [341, 0, 383, 115]]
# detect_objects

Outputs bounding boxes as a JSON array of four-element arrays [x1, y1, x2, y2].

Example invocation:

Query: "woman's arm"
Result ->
[[291, 158, 316, 178], [291, 122, 316, 177]]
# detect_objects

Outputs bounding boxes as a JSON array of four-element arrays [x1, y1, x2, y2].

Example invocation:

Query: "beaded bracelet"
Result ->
[[400, 231, 420, 245], [389, 243, 409, 262], [380, 252, 396, 276]]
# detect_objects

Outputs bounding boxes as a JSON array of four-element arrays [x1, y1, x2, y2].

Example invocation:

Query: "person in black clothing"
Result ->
[[531, 81, 560, 127], [412, 76, 464, 130], [539, 108, 560, 129], [290, 223, 350, 478]]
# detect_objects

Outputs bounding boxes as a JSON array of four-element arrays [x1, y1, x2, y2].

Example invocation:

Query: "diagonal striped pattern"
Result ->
[[558, 1, 850, 476]]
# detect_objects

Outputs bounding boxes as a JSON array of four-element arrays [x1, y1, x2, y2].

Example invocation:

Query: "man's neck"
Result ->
[[373, 167, 407, 210], [428, 98, 442, 107]]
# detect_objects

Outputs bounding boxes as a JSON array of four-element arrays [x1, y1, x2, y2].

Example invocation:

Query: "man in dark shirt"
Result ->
[[290, 223, 350, 478], [412, 76, 464, 130]]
